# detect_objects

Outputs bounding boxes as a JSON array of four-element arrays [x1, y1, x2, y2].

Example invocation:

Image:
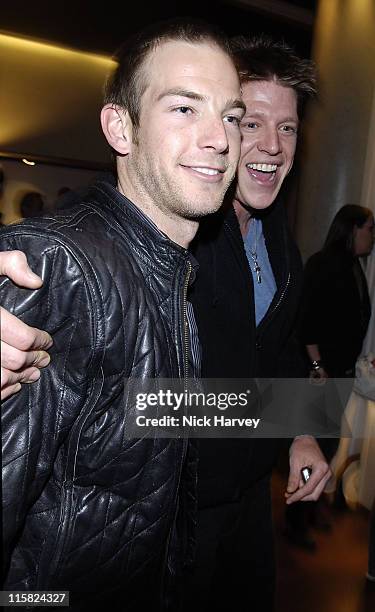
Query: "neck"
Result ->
[[233, 199, 253, 238], [117, 176, 198, 249]]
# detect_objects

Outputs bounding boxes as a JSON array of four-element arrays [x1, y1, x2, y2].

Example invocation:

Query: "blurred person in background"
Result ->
[[54, 186, 74, 210], [19, 191, 45, 218], [300, 204, 373, 380], [291, 204, 374, 543]]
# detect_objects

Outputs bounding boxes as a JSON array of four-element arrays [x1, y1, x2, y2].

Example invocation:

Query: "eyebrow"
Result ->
[[243, 110, 298, 123], [224, 98, 246, 114], [157, 88, 205, 102], [157, 88, 246, 113]]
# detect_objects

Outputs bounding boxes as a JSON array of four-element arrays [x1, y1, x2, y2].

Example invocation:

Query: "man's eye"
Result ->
[[224, 115, 241, 126], [242, 122, 258, 130], [281, 125, 298, 134], [174, 106, 192, 114]]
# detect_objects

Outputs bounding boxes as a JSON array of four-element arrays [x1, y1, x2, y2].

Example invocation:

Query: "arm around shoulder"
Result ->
[[0, 250, 53, 398]]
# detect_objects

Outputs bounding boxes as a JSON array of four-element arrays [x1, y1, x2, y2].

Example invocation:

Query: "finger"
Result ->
[[285, 462, 329, 498], [288, 477, 330, 504], [1, 341, 51, 371], [1, 365, 41, 390], [0, 307, 53, 351], [294, 471, 332, 503], [285, 468, 321, 497], [286, 469, 301, 494], [0, 251, 42, 288], [1, 382, 22, 400], [286, 469, 331, 504], [303, 469, 332, 501]]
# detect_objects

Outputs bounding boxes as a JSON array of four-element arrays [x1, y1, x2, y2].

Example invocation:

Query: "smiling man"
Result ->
[[188, 36, 330, 612], [0, 19, 244, 611], [234, 80, 298, 220], [1, 31, 331, 612]]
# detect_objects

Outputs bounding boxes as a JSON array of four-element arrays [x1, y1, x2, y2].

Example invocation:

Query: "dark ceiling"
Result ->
[[1, 0, 317, 58]]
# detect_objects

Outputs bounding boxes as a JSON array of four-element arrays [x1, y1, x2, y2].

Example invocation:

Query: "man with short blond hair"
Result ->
[[187, 35, 330, 611], [1, 19, 244, 611]]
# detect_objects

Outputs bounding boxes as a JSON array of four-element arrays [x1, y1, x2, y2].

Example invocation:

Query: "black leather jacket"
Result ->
[[1, 181, 197, 610], [190, 199, 305, 507]]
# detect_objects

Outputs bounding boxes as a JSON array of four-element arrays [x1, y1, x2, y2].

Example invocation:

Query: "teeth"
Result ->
[[191, 167, 220, 176], [247, 163, 277, 172]]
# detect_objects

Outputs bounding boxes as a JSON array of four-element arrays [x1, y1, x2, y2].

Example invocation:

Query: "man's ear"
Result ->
[[100, 104, 134, 155]]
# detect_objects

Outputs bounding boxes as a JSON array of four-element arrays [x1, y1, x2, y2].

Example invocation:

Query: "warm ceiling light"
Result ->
[[22, 158, 36, 166], [0, 33, 116, 66]]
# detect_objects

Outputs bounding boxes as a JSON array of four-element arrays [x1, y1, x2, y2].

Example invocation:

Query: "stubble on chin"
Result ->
[[131, 146, 235, 220], [180, 192, 228, 220]]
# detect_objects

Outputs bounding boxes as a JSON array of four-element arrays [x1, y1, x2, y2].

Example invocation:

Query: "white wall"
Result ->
[[295, 0, 375, 261]]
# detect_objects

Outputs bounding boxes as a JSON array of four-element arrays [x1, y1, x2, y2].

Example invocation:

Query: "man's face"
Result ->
[[124, 40, 244, 221], [235, 79, 298, 210]]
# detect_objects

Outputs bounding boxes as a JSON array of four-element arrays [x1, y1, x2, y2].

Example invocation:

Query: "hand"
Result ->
[[285, 435, 331, 504], [0, 251, 53, 400], [310, 367, 329, 380]]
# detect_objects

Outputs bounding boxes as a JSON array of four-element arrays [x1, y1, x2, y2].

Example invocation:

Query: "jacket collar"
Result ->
[[87, 179, 191, 280]]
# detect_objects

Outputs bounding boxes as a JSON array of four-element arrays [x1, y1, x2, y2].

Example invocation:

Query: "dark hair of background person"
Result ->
[[323, 204, 373, 255], [104, 18, 231, 136], [19, 191, 45, 218], [230, 34, 317, 117]]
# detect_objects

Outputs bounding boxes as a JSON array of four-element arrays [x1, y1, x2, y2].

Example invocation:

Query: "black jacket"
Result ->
[[299, 247, 371, 376], [189, 199, 305, 507], [1, 181, 197, 610]]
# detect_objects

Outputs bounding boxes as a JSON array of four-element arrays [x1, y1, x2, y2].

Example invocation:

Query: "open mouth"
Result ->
[[246, 163, 278, 184]]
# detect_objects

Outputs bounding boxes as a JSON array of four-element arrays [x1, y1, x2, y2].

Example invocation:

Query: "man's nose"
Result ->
[[258, 127, 281, 155], [197, 117, 229, 154]]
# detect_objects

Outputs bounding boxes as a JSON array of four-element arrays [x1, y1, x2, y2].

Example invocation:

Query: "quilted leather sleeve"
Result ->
[[0, 229, 105, 571]]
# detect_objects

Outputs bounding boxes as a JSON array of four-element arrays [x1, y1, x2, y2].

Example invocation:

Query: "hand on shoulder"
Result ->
[[0, 251, 53, 400]]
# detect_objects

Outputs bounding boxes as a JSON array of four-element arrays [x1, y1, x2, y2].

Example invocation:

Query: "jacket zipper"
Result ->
[[256, 217, 292, 339], [268, 271, 291, 322], [160, 258, 192, 609], [256, 272, 291, 344], [182, 260, 192, 385]]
